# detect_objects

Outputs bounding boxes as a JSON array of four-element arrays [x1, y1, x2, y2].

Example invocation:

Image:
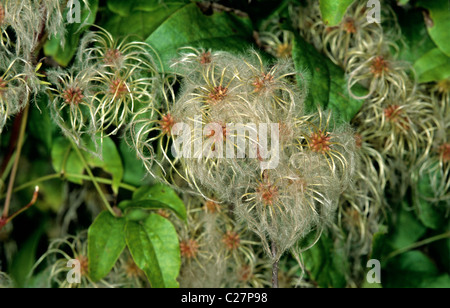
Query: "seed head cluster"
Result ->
[[0, 1, 95, 133], [295, 0, 449, 283], [46, 29, 160, 151], [129, 48, 356, 260]]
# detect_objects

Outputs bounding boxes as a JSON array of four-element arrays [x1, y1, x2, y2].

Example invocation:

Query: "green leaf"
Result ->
[[388, 203, 427, 251], [419, 274, 450, 288], [326, 59, 367, 122], [120, 184, 186, 221], [319, 0, 355, 26], [413, 48, 450, 83], [415, 170, 445, 229], [25, 267, 52, 288], [10, 221, 46, 287], [51, 137, 85, 184], [88, 211, 127, 281], [292, 34, 366, 122], [44, 0, 99, 66], [205, 0, 292, 30], [384, 251, 439, 288], [397, 0, 410, 5], [370, 227, 389, 261], [119, 139, 148, 187], [361, 279, 383, 288], [434, 224, 450, 273], [125, 214, 181, 288], [28, 94, 55, 153], [125, 208, 150, 221], [292, 34, 330, 111], [15, 155, 63, 212], [396, 8, 437, 64], [102, 0, 190, 40], [145, 3, 254, 72], [417, 0, 450, 57], [84, 137, 124, 195], [51, 136, 124, 192], [302, 232, 348, 288], [35, 178, 65, 213]]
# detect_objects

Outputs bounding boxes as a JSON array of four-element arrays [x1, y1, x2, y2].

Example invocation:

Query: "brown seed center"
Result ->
[[208, 86, 228, 104], [222, 231, 240, 251], [200, 52, 212, 64], [63, 87, 84, 105], [180, 238, 199, 259], [438, 143, 450, 162], [159, 113, 175, 135], [204, 199, 220, 213], [109, 79, 129, 98], [370, 56, 389, 77], [104, 48, 122, 65], [384, 105, 409, 129], [252, 73, 274, 92], [343, 17, 357, 34], [257, 182, 278, 206], [75, 255, 89, 276], [310, 130, 332, 153]]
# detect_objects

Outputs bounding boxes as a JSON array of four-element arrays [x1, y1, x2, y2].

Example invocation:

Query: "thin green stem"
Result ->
[[66, 173, 137, 192], [10, 174, 61, 194], [387, 231, 450, 260], [2, 105, 29, 218], [70, 140, 117, 217], [0, 173, 137, 200], [1, 152, 16, 184]]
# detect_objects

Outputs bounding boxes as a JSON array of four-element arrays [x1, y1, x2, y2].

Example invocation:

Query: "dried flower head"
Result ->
[[126, 79, 189, 181], [318, 1, 386, 65], [75, 254, 89, 277], [108, 78, 129, 98], [259, 27, 294, 59], [0, 59, 34, 133], [48, 67, 96, 145], [30, 232, 121, 288], [180, 238, 200, 259], [222, 231, 241, 251], [158, 113, 175, 136], [200, 51, 212, 65], [346, 42, 412, 103], [79, 29, 158, 73], [257, 180, 279, 208], [204, 199, 220, 214], [252, 73, 274, 93], [131, 49, 355, 264], [63, 87, 85, 105], [91, 68, 154, 137], [208, 85, 228, 104], [296, 110, 354, 178], [242, 51, 302, 113], [384, 105, 409, 128], [104, 48, 122, 65], [295, 0, 326, 50], [309, 130, 332, 153], [343, 17, 357, 34], [370, 56, 389, 77]]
